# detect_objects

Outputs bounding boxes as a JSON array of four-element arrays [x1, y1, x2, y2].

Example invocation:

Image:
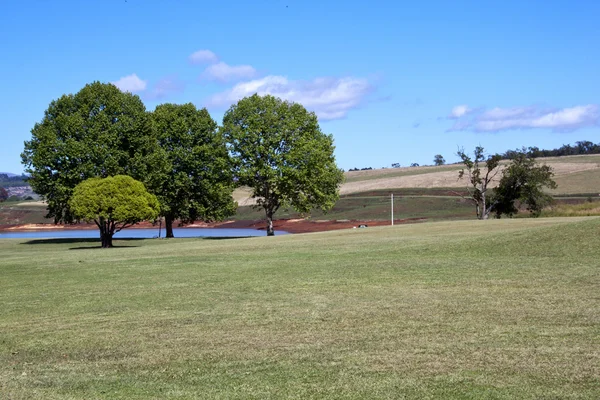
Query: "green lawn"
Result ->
[[1, 218, 599, 399]]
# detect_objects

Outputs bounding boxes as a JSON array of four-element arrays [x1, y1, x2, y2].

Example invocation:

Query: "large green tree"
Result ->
[[492, 151, 557, 218], [151, 103, 236, 238], [21, 82, 165, 224], [221, 94, 344, 236], [70, 175, 160, 248]]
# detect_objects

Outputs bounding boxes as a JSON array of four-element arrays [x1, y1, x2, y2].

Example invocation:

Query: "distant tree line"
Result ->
[[348, 167, 373, 171], [502, 140, 600, 159], [0, 174, 29, 188]]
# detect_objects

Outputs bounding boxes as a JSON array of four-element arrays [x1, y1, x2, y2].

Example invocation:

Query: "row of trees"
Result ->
[[502, 141, 600, 160], [457, 146, 557, 220], [22, 82, 344, 247], [0, 174, 29, 187]]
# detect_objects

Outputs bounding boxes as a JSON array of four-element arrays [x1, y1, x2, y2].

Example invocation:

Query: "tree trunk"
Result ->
[[101, 232, 113, 248], [481, 193, 488, 219], [165, 214, 175, 238], [266, 210, 275, 236], [97, 217, 114, 248]]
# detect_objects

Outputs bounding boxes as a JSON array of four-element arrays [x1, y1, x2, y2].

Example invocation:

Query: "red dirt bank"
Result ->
[[0, 218, 426, 234]]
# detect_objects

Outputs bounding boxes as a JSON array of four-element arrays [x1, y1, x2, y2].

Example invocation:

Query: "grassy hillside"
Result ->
[[0, 200, 52, 225], [342, 154, 600, 195], [1, 217, 599, 398]]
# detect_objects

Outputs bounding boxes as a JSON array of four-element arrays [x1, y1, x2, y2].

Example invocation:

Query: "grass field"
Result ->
[[233, 189, 474, 221], [1, 217, 599, 398]]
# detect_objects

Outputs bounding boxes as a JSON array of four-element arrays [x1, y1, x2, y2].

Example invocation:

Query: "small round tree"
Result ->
[[433, 154, 445, 166], [70, 175, 160, 248]]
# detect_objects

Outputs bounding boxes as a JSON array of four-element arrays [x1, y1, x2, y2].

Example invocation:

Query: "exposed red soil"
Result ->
[[0, 218, 426, 234]]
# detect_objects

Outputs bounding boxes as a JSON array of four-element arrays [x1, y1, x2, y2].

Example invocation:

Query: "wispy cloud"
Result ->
[[112, 73, 147, 93], [189, 49, 218, 65], [144, 75, 185, 100], [207, 75, 373, 120], [201, 62, 257, 82], [447, 104, 600, 132]]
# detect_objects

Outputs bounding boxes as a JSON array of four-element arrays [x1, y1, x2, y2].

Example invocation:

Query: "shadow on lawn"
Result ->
[[199, 236, 258, 240], [21, 237, 144, 249], [21, 236, 252, 249]]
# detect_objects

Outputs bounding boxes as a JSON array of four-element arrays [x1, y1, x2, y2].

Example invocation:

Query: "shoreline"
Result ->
[[0, 218, 427, 235]]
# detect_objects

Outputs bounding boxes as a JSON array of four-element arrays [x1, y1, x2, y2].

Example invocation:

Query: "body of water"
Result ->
[[0, 227, 286, 239]]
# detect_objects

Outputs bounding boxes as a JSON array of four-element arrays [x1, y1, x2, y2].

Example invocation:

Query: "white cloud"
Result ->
[[207, 75, 372, 120], [189, 49, 218, 65], [201, 62, 257, 82], [482, 106, 534, 120], [448, 104, 600, 132], [111, 73, 147, 93], [449, 105, 471, 118]]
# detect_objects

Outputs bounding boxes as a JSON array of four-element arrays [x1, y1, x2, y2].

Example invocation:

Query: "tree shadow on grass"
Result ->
[[198, 236, 257, 240], [20, 236, 254, 249], [21, 238, 144, 250]]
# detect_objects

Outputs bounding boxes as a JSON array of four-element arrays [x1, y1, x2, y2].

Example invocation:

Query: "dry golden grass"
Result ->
[[340, 155, 600, 195]]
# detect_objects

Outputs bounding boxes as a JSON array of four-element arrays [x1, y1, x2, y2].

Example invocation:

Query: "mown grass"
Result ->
[[1, 217, 599, 399]]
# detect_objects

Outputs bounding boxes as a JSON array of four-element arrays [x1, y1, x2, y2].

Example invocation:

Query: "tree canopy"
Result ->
[[221, 94, 344, 236], [492, 152, 557, 218], [21, 82, 165, 223], [458, 147, 557, 219], [70, 175, 160, 248], [151, 103, 236, 237], [433, 154, 445, 166]]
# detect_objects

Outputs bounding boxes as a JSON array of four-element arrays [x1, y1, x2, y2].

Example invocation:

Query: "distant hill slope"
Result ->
[[342, 154, 600, 195]]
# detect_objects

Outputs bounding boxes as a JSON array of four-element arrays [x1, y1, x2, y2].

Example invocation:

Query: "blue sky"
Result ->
[[1, 0, 599, 173]]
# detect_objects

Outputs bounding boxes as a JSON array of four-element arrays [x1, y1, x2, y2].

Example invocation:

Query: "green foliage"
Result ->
[[151, 103, 236, 237], [221, 94, 344, 235], [21, 82, 165, 224], [493, 152, 557, 217], [433, 154, 445, 166], [457, 146, 502, 219], [70, 175, 159, 247]]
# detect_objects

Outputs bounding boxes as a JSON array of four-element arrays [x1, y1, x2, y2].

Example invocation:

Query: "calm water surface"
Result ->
[[0, 228, 287, 239]]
